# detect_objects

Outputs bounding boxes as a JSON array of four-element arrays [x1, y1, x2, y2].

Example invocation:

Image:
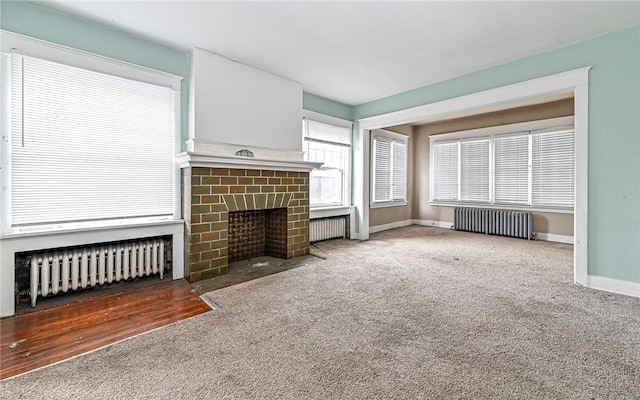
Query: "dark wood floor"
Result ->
[[0, 279, 211, 379]]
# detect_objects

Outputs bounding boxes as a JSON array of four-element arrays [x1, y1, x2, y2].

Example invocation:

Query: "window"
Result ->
[[2, 46, 180, 231], [494, 133, 529, 204], [372, 130, 408, 204], [303, 118, 351, 208], [460, 138, 490, 203], [430, 122, 574, 210]]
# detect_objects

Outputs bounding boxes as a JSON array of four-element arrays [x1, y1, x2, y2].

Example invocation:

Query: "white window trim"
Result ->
[[0, 30, 183, 235], [302, 109, 352, 129], [302, 110, 353, 209], [429, 116, 575, 211], [371, 129, 408, 207]]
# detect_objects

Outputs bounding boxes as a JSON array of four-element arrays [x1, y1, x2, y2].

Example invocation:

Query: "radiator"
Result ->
[[29, 238, 165, 307], [454, 207, 532, 240], [310, 216, 347, 242]]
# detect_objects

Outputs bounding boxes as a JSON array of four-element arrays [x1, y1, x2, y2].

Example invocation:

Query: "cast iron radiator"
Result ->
[[26, 238, 166, 307], [310, 216, 348, 242], [454, 207, 533, 240]]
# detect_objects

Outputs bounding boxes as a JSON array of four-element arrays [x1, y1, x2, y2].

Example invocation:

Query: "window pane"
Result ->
[[10, 55, 174, 226], [532, 129, 574, 208], [310, 168, 342, 206], [460, 139, 490, 203], [304, 138, 349, 207], [432, 141, 459, 201], [373, 138, 391, 202], [494, 134, 529, 204], [392, 141, 407, 201]]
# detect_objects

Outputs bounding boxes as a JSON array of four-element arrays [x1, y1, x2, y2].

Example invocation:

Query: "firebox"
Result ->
[[228, 208, 288, 262]]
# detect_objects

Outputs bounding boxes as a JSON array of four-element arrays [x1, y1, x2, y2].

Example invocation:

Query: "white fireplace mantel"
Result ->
[[176, 152, 323, 172]]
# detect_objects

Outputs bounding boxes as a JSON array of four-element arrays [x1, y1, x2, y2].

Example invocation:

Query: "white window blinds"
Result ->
[[460, 139, 490, 203], [392, 141, 407, 201], [432, 141, 458, 202], [430, 124, 574, 210], [532, 129, 575, 208], [10, 55, 176, 227], [494, 133, 529, 205], [372, 132, 408, 204], [373, 138, 392, 203]]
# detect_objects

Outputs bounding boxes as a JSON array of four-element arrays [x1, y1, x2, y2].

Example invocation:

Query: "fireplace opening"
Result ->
[[228, 208, 288, 262]]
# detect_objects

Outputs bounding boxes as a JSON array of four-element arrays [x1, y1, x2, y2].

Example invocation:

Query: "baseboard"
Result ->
[[586, 275, 640, 298], [369, 219, 453, 234], [536, 232, 574, 244], [412, 219, 453, 229], [369, 220, 413, 234], [368, 220, 574, 248]]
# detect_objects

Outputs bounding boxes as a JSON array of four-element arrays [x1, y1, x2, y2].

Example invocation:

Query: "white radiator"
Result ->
[[310, 217, 347, 242], [29, 238, 165, 307]]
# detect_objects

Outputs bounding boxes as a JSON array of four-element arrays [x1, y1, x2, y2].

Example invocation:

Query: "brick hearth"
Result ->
[[182, 167, 310, 282]]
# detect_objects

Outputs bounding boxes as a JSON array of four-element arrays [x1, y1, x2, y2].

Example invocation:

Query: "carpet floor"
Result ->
[[2, 226, 639, 399]]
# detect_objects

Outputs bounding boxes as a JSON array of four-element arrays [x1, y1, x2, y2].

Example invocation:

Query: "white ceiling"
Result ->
[[35, 1, 640, 106]]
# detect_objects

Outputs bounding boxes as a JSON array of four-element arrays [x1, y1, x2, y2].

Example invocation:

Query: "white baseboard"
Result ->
[[369, 219, 413, 233], [536, 232, 574, 244], [369, 219, 574, 247], [586, 275, 640, 298], [412, 219, 453, 229], [369, 219, 454, 234]]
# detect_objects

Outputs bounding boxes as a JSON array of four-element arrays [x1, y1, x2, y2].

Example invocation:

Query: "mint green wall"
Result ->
[[303, 92, 354, 121], [355, 26, 640, 284], [0, 1, 190, 147]]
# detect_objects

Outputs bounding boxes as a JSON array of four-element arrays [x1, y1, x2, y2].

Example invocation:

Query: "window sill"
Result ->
[[370, 201, 408, 209], [310, 206, 354, 219], [428, 202, 574, 214], [1, 218, 183, 240]]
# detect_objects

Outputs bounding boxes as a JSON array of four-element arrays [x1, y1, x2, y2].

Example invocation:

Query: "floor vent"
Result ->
[[310, 216, 348, 243], [454, 207, 533, 240]]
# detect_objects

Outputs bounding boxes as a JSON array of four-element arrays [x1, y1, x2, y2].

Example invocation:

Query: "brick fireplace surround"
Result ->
[[182, 167, 310, 282]]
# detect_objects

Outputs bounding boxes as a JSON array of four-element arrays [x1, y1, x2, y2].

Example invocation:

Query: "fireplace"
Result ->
[[228, 208, 288, 261], [180, 166, 314, 282]]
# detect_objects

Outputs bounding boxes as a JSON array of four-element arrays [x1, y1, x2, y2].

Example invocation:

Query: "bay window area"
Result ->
[[430, 118, 575, 211]]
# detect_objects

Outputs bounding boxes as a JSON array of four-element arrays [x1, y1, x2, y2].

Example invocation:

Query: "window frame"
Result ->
[[371, 129, 408, 207], [0, 30, 183, 235], [302, 111, 353, 210], [429, 116, 575, 214]]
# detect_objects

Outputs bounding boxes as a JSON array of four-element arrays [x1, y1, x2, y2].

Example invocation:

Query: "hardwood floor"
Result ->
[[0, 279, 211, 379]]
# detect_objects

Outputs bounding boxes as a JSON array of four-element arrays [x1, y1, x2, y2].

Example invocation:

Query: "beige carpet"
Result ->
[[2, 226, 639, 399]]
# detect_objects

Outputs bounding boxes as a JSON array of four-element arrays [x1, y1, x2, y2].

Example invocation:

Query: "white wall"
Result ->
[[190, 48, 303, 152]]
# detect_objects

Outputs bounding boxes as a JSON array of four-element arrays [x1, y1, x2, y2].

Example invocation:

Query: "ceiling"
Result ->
[[35, 1, 640, 106]]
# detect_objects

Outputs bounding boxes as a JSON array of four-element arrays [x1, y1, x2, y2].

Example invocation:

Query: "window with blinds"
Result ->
[[303, 118, 351, 208], [494, 133, 529, 204], [532, 129, 575, 208], [7, 54, 177, 228], [372, 130, 408, 204], [432, 141, 458, 201], [430, 125, 574, 210], [460, 139, 490, 203]]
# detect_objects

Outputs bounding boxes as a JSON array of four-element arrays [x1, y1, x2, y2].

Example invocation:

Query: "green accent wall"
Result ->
[[303, 92, 353, 121], [1, 0, 190, 147], [354, 26, 640, 284]]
